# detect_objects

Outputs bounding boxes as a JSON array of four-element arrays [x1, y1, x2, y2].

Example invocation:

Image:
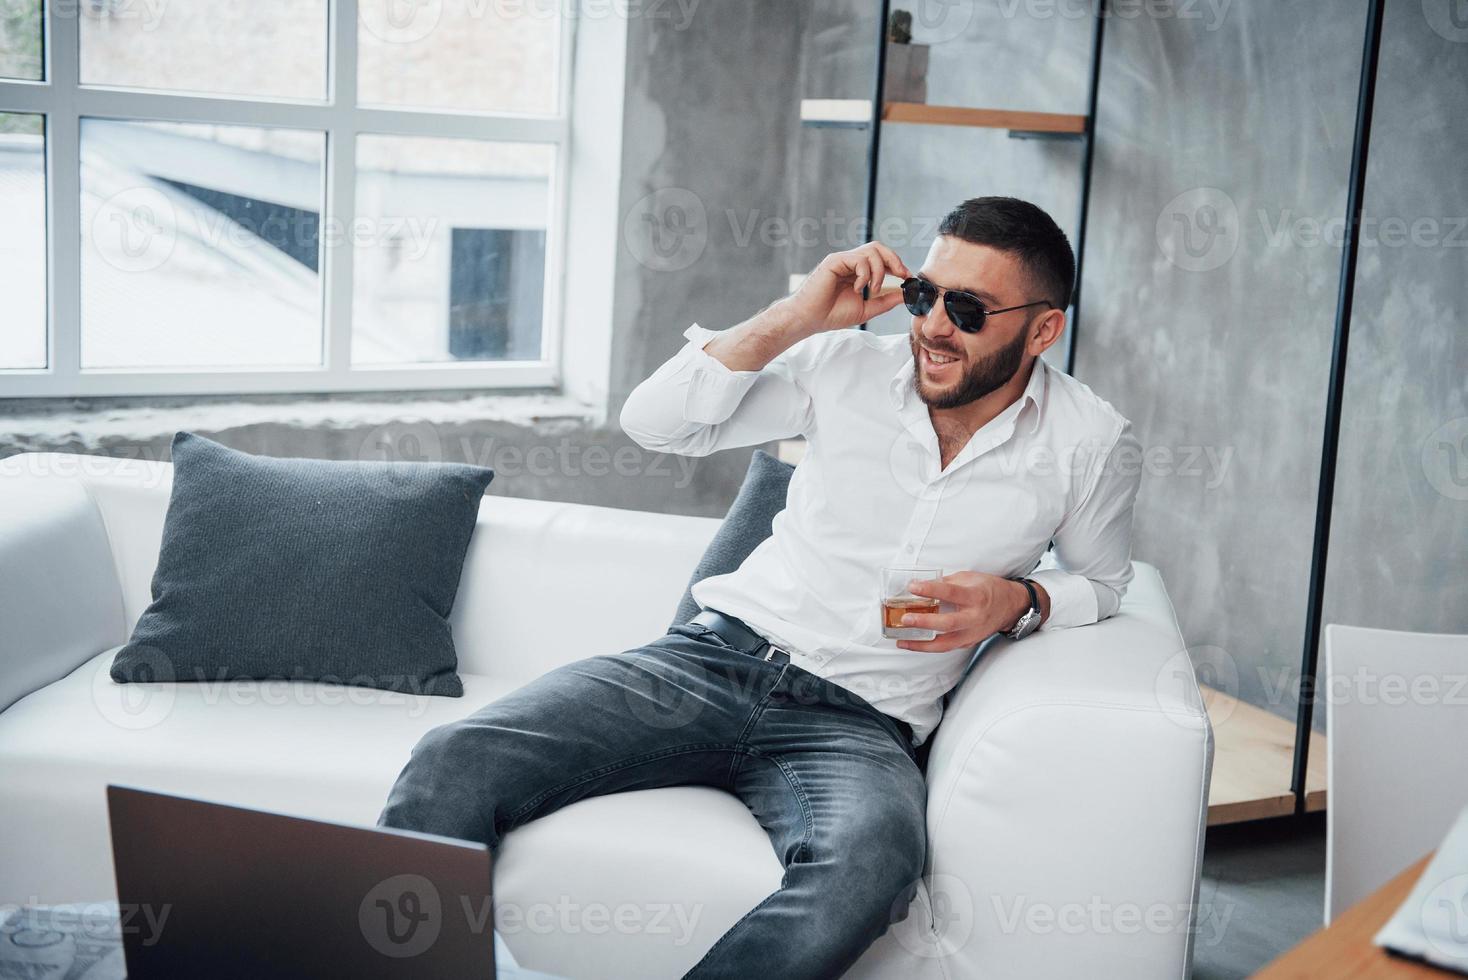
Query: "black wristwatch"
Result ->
[[1006, 578, 1042, 641]]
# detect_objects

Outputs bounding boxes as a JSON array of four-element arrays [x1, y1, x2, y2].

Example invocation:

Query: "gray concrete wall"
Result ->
[[1074, 0, 1367, 719], [609, 0, 811, 411], [1321, 4, 1468, 641]]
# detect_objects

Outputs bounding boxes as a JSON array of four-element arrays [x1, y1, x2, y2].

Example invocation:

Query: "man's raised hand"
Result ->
[[699, 242, 910, 373], [785, 242, 911, 334]]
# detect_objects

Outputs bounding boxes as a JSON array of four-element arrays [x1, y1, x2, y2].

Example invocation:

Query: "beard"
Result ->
[[910, 328, 1029, 409]]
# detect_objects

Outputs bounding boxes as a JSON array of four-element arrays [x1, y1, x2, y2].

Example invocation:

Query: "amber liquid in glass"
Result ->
[[881, 596, 940, 630]]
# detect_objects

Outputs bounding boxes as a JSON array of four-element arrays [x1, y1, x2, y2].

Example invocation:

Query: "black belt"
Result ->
[[689, 610, 790, 665], [688, 610, 916, 748]]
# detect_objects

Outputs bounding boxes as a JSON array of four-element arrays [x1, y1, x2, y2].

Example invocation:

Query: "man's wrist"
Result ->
[[757, 297, 817, 344], [1004, 578, 1049, 634], [702, 300, 812, 372], [1030, 579, 1051, 627]]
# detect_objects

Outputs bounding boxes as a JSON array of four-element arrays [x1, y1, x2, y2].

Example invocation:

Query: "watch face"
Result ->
[[1011, 608, 1040, 639]]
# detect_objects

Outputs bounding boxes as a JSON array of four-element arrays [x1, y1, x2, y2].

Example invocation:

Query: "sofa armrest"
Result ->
[[0, 458, 128, 712], [915, 562, 1212, 980]]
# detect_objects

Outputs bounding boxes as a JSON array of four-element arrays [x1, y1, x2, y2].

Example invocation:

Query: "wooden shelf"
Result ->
[[799, 99, 1088, 137], [1205, 685, 1327, 826], [883, 102, 1087, 135]]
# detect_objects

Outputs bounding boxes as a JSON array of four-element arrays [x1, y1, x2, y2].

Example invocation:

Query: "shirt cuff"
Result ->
[[1029, 568, 1100, 631], [679, 323, 763, 425]]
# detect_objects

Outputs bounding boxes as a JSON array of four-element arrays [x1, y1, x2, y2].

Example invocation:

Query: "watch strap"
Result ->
[[1007, 578, 1041, 640]]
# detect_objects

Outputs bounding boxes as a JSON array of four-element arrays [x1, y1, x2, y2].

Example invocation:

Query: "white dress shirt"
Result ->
[[621, 323, 1141, 744]]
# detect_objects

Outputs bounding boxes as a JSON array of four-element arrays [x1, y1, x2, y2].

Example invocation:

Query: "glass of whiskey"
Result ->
[[880, 566, 944, 641]]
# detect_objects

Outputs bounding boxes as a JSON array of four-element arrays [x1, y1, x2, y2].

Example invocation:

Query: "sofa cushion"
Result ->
[[111, 433, 493, 697], [670, 450, 794, 627]]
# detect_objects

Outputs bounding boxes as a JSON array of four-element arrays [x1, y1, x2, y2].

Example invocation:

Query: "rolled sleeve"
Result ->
[[680, 324, 763, 424], [620, 323, 815, 456]]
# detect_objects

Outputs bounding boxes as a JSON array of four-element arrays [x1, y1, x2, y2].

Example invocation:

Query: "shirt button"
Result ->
[[905, 545, 915, 555]]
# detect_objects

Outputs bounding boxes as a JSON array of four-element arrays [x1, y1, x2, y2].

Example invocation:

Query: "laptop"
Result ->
[[107, 786, 497, 979]]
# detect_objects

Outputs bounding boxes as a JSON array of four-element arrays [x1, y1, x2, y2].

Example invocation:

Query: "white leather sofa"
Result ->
[[0, 452, 1213, 979]]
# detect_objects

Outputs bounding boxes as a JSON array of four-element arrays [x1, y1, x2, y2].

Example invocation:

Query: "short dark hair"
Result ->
[[937, 197, 1075, 310]]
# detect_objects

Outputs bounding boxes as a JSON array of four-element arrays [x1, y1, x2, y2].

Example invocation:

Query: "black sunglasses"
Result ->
[[901, 277, 1052, 334]]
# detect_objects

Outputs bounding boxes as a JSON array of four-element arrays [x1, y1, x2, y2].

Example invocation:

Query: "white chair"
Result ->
[[1324, 623, 1468, 922]]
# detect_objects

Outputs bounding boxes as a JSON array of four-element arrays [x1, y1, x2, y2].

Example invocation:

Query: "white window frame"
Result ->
[[0, 0, 608, 398]]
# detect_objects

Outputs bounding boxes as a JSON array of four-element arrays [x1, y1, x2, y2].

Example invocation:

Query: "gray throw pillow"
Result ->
[[671, 449, 795, 627], [110, 432, 494, 697]]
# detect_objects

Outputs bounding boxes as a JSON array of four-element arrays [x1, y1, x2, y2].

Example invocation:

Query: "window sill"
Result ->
[[0, 390, 599, 454]]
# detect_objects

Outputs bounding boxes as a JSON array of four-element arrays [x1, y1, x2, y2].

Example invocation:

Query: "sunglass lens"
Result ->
[[944, 293, 987, 333], [902, 278, 936, 316]]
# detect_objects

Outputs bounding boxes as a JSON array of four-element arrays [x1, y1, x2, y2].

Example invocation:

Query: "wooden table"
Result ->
[[1254, 853, 1448, 978]]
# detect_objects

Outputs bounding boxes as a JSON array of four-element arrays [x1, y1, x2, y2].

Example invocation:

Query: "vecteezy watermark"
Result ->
[[360, 874, 443, 958], [895, 0, 976, 44], [1422, 873, 1468, 960], [1157, 189, 1468, 271], [531, 0, 701, 28], [1155, 187, 1240, 272], [619, 646, 712, 730], [727, 210, 943, 252], [359, 0, 445, 45], [0, 901, 172, 949], [91, 180, 439, 275], [494, 897, 704, 945], [887, 412, 1235, 503], [0, 446, 173, 487], [1257, 210, 1468, 250], [1156, 644, 1239, 727], [92, 646, 177, 732], [623, 187, 708, 273], [360, 0, 700, 44], [357, 422, 700, 494], [1274, 665, 1468, 710], [1422, 417, 1468, 501], [358, 876, 705, 959], [91, 650, 444, 731], [997, 0, 1233, 31], [1003, 439, 1235, 490], [891, 873, 976, 959], [92, 186, 178, 274], [992, 894, 1233, 946], [49, 0, 169, 31], [191, 211, 440, 264], [1422, 0, 1468, 43]]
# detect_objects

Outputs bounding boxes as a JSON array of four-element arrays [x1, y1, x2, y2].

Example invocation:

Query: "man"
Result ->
[[380, 197, 1141, 978]]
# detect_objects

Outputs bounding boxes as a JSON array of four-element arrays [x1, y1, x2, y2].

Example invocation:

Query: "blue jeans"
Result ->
[[379, 622, 928, 979]]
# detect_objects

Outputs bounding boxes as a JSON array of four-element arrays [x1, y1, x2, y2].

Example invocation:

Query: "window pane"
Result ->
[[358, 0, 559, 114], [353, 135, 551, 365], [0, 112, 45, 369], [80, 120, 324, 369], [80, 1, 327, 100], [0, 0, 42, 80]]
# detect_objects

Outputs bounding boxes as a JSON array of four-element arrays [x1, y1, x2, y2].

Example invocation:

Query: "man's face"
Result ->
[[908, 237, 1038, 410]]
